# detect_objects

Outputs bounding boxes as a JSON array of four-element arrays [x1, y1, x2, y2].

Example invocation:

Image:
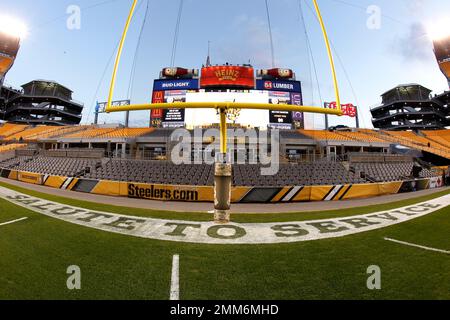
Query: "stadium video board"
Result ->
[[162, 91, 186, 127], [184, 91, 269, 128], [433, 36, 450, 63], [151, 72, 303, 129], [257, 79, 303, 129], [151, 79, 199, 128], [433, 36, 450, 82], [0, 32, 20, 79], [268, 91, 293, 129]]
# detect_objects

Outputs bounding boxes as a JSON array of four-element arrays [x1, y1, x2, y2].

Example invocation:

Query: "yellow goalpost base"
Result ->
[[105, 101, 343, 116]]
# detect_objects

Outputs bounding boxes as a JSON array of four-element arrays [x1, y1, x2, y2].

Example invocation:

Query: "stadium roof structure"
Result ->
[[435, 90, 450, 105], [372, 84, 449, 131], [0, 80, 83, 126], [379, 84, 432, 104], [21, 80, 74, 94]]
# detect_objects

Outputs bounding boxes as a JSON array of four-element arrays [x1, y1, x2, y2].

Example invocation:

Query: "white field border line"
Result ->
[[170, 255, 180, 301], [0, 217, 28, 226], [384, 237, 450, 255], [0, 185, 449, 245]]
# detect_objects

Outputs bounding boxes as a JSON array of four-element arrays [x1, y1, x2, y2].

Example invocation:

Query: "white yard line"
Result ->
[[0, 217, 28, 227], [170, 255, 180, 301], [384, 237, 450, 255]]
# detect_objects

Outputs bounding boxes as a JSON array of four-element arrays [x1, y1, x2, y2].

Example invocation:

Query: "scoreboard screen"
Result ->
[[151, 71, 303, 129]]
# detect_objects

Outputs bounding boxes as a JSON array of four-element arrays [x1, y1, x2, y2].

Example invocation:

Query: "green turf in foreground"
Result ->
[[0, 185, 449, 299], [0, 181, 449, 223]]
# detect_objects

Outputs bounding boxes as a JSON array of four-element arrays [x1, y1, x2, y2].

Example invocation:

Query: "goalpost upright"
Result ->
[[106, 0, 343, 223]]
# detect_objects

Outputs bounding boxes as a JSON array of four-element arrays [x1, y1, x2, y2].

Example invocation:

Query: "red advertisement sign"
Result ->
[[151, 91, 164, 120], [151, 109, 163, 119], [342, 104, 357, 118], [325, 102, 357, 118], [152, 91, 164, 104], [200, 66, 255, 88]]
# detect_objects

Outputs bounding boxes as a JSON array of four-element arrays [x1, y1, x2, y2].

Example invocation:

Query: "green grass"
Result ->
[[0, 183, 449, 300], [1, 180, 449, 223]]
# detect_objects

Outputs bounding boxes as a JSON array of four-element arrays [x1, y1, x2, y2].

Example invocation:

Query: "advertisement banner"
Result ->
[[164, 90, 187, 103], [153, 79, 199, 91], [341, 104, 357, 118], [18, 171, 42, 185], [161, 90, 186, 127], [151, 109, 163, 119], [256, 79, 302, 93], [151, 91, 164, 125], [269, 110, 293, 125], [96, 100, 130, 113], [268, 91, 291, 105], [325, 102, 357, 118], [163, 109, 185, 123], [200, 66, 255, 88], [292, 111, 303, 121], [152, 91, 164, 104], [291, 92, 303, 105], [268, 91, 292, 128], [290, 92, 304, 127]]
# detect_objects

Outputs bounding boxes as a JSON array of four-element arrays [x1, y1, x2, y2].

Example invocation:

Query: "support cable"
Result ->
[[170, 0, 184, 67], [265, 0, 276, 68], [304, 0, 365, 129], [128, 0, 150, 99]]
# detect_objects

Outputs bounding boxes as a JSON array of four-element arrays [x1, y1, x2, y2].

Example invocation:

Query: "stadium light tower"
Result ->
[[106, 0, 343, 223], [428, 19, 450, 88], [0, 15, 27, 86]]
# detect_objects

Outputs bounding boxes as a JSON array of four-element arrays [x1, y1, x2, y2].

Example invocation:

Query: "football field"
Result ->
[[0, 181, 449, 300]]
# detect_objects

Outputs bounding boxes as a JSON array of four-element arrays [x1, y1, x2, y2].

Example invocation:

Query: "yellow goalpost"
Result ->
[[105, 0, 343, 222], [105, 0, 343, 118]]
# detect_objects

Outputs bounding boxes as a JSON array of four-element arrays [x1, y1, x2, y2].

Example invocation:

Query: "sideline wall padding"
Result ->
[[231, 187, 252, 203], [126, 182, 214, 202], [291, 186, 313, 202], [309, 185, 335, 201], [240, 188, 283, 203], [377, 181, 403, 196], [8, 170, 18, 180], [17, 171, 42, 185], [43, 175, 67, 189], [429, 176, 444, 189], [2, 170, 444, 203], [91, 180, 122, 197], [0, 169, 11, 178], [72, 179, 101, 193], [269, 187, 294, 202], [342, 183, 383, 200]]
